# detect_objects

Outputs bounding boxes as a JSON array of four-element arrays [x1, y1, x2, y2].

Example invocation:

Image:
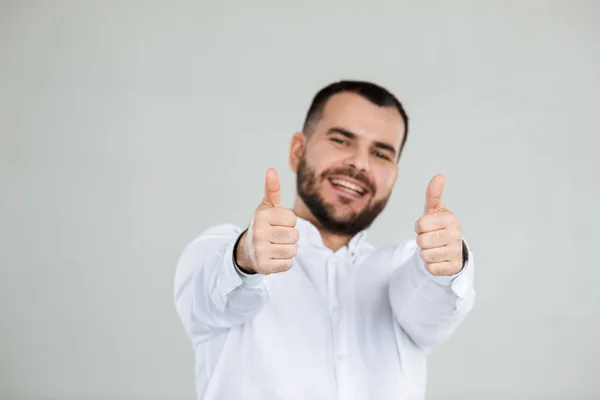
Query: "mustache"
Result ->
[[321, 167, 376, 193]]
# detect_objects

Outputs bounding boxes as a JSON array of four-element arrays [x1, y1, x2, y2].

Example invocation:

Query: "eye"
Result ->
[[331, 138, 347, 145], [372, 150, 391, 161]]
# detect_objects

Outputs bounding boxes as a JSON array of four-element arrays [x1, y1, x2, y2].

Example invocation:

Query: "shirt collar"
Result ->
[[295, 216, 369, 255]]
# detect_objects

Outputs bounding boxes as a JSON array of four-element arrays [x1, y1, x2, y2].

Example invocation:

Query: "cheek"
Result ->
[[307, 152, 346, 178], [373, 166, 397, 196]]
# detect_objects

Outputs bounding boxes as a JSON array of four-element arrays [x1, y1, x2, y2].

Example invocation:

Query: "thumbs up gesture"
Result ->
[[415, 174, 464, 276], [236, 168, 299, 275]]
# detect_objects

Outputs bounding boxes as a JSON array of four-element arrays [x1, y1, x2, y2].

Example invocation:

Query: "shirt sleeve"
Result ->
[[388, 238, 476, 352], [174, 224, 269, 344]]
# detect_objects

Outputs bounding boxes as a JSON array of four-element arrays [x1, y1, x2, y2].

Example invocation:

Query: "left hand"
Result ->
[[415, 174, 464, 276]]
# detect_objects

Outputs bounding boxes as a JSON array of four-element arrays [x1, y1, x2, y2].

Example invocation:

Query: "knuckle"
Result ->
[[273, 228, 288, 243], [276, 248, 287, 258], [254, 242, 267, 256], [415, 217, 424, 232], [427, 248, 443, 262], [442, 229, 458, 245], [285, 209, 297, 226], [416, 235, 424, 248], [452, 260, 461, 271], [420, 215, 434, 231], [425, 262, 437, 275], [443, 230, 455, 246], [253, 229, 266, 243], [283, 259, 294, 271], [418, 233, 430, 249], [254, 208, 269, 222], [290, 228, 300, 243], [425, 263, 435, 274], [431, 265, 445, 276], [436, 248, 447, 262], [275, 260, 292, 273], [446, 213, 458, 226], [428, 251, 438, 263], [285, 246, 296, 258]]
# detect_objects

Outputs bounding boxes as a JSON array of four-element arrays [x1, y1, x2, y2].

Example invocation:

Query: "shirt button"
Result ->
[[331, 304, 339, 313]]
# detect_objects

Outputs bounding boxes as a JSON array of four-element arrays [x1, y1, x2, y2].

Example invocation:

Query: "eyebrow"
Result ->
[[327, 127, 397, 157]]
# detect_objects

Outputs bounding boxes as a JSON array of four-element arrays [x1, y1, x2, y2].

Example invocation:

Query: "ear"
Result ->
[[289, 132, 306, 173]]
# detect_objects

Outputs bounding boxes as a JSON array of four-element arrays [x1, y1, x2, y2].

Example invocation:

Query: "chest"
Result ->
[[239, 249, 404, 395]]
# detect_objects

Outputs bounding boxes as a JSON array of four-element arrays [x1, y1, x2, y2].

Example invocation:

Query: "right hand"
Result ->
[[236, 168, 299, 275]]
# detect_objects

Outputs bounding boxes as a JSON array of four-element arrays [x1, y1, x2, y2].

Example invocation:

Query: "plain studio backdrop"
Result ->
[[1, 1, 599, 399]]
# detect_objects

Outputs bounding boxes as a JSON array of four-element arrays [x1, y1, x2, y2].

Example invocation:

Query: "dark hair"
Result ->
[[302, 80, 409, 158]]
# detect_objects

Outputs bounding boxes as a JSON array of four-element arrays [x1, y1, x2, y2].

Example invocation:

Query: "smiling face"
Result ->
[[290, 91, 407, 236]]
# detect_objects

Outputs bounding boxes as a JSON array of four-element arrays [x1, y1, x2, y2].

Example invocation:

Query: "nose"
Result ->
[[344, 148, 370, 172]]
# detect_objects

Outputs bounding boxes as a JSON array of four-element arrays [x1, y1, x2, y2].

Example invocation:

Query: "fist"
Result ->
[[415, 174, 464, 276], [237, 168, 299, 275]]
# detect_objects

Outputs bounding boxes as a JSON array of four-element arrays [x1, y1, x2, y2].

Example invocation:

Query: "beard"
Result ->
[[296, 155, 390, 236]]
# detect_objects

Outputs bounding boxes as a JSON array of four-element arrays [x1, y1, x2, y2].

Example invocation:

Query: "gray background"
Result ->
[[1, 1, 598, 399]]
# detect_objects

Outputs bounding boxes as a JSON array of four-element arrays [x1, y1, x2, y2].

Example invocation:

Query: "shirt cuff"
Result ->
[[216, 230, 265, 298], [233, 261, 265, 286], [417, 238, 473, 298]]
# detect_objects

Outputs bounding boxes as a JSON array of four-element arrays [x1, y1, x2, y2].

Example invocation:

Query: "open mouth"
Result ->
[[328, 177, 368, 197]]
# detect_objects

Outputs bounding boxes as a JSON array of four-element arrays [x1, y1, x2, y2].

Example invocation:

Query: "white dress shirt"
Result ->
[[174, 217, 475, 400]]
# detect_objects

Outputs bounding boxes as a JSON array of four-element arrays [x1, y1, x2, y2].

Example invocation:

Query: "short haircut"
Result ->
[[302, 80, 409, 159]]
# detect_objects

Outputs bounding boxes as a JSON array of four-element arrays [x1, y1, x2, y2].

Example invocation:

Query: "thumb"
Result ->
[[263, 168, 281, 207], [424, 174, 446, 214]]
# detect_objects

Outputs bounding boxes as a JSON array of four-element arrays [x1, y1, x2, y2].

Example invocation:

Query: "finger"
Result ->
[[266, 258, 294, 273], [414, 212, 456, 234], [424, 174, 446, 214], [420, 242, 462, 263], [263, 168, 281, 207], [416, 228, 462, 249], [420, 246, 450, 264], [268, 226, 299, 244], [256, 259, 294, 275], [425, 261, 457, 276], [268, 244, 298, 259], [265, 207, 297, 227]]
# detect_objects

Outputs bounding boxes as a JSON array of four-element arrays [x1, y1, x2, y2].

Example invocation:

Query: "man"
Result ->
[[174, 80, 475, 400]]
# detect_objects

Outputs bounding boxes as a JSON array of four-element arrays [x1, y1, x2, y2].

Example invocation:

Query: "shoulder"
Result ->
[[187, 223, 243, 245], [178, 223, 244, 261], [175, 223, 243, 274], [200, 223, 244, 236]]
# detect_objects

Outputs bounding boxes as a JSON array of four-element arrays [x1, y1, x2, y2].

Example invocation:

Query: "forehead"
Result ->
[[316, 92, 406, 150]]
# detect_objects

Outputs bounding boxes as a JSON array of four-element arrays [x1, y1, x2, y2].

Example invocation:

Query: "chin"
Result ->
[[327, 203, 365, 221]]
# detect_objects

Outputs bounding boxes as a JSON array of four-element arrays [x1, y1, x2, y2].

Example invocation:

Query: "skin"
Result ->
[[289, 92, 403, 250], [236, 92, 464, 277]]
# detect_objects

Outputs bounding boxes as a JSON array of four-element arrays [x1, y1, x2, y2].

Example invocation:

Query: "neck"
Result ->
[[293, 196, 353, 252]]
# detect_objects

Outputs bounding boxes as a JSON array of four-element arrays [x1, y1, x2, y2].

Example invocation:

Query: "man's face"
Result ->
[[292, 92, 406, 235]]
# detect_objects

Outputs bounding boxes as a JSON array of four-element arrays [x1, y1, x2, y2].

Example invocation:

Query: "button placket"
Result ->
[[327, 252, 354, 399]]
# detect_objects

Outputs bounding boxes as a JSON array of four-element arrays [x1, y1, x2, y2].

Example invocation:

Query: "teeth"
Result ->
[[330, 178, 365, 194]]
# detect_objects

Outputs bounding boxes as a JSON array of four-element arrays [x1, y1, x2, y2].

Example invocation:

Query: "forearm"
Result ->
[[389, 240, 475, 351], [174, 225, 268, 343]]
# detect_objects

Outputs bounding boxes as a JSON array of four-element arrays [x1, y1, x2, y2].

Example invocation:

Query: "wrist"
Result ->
[[234, 229, 256, 275]]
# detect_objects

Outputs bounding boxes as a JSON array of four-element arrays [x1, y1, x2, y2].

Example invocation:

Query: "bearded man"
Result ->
[[174, 80, 476, 400]]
